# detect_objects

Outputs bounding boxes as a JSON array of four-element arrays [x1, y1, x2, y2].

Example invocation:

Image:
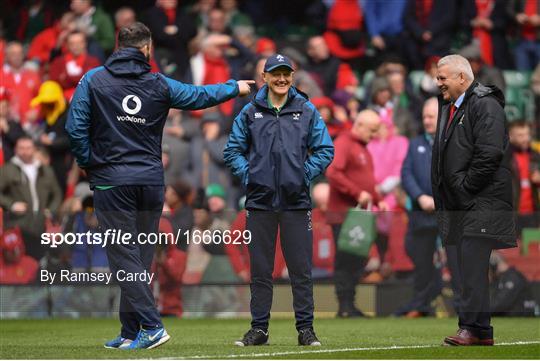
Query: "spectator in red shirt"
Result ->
[[0, 37, 5, 66], [326, 109, 387, 317], [48, 30, 101, 101], [2, 41, 41, 125], [311, 96, 351, 139], [255, 37, 276, 57], [323, 0, 365, 62], [0, 227, 39, 285], [311, 182, 336, 278], [462, 0, 513, 69], [191, 40, 235, 116], [511, 0, 540, 70], [509, 121, 540, 234], [27, 11, 77, 69]]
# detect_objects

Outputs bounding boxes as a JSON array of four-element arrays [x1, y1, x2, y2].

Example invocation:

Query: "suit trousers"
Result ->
[[450, 236, 494, 339]]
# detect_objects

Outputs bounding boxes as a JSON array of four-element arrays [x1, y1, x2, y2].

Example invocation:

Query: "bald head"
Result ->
[[352, 109, 380, 143], [422, 97, 438, 135]]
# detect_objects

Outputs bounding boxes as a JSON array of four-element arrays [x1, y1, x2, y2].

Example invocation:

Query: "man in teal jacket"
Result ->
[[224, 54, 334, 347]]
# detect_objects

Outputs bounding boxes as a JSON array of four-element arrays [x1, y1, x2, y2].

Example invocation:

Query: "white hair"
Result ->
[[423, 97, 438, 110], [438, 54, 475, 81]]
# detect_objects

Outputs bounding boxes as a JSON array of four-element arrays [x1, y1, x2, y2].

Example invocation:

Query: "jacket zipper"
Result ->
[[274, 110, 281, 211]]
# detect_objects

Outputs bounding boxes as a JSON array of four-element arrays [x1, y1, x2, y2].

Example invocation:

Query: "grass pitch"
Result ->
[[0, 317, 538, 359]]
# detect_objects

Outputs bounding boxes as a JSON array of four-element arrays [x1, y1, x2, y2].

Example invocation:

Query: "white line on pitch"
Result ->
[[156, 340, 540, 360]]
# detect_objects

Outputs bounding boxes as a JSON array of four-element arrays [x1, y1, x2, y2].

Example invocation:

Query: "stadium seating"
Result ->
[[521, 228, 540, 256], [409, 70, 425, 95], [503, 71, 534, 121]]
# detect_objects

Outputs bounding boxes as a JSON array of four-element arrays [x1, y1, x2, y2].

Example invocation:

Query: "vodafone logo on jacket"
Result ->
[[122, 95, 142, 115], [117, 95, 146, 124]]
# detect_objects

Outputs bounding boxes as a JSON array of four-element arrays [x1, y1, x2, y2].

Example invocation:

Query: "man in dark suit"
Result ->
[[431, 54, 516, 346]]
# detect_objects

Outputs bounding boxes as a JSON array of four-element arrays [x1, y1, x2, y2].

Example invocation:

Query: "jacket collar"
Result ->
[[252, 85, 307, 113], [437, 81, 478, 142], [11, 156, 41, 169], [104, 48, 151, 77]]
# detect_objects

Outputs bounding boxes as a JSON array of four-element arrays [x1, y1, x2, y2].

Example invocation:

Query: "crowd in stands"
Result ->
[[0, 0, 539, 316]]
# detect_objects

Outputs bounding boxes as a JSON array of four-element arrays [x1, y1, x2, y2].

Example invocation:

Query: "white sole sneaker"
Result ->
[[104, 340, 133, 349], [147, 334, 171, 349], [234, 340, 269, 347]]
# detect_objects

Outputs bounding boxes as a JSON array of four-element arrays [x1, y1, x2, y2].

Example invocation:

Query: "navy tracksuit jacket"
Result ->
[[66, 47, 239, 338], [224, 85, 334, 210]]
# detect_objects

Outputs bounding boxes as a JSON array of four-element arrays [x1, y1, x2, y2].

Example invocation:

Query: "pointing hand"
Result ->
[[237, 80, 256, 97]]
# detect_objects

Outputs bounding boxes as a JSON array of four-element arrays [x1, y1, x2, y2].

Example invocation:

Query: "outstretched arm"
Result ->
[[163, 76, 254, 110]]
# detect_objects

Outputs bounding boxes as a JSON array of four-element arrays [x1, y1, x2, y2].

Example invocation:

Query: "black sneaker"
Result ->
[[234, 328, 269, 346], [298, 328, 321, 346], [337, 308, 365, 318]]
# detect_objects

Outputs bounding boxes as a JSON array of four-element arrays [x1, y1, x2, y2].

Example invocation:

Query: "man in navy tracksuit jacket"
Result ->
[[224, 55, 334, 347], [398, 98, 460, 317], [66, 22, 253, 350], [398, 98, 443, 316]]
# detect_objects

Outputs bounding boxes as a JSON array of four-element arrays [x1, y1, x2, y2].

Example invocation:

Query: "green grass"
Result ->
[[0, 317, 539, 359]]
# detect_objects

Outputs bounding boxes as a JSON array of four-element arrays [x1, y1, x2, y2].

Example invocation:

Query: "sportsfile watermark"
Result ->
[[41, 229, 252, 248]]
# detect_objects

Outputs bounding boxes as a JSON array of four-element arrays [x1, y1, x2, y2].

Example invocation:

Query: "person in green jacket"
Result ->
[[71, 0, 115, 53], [0, 136, 62, 260]]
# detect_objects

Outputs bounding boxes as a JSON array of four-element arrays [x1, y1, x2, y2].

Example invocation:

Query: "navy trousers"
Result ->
[[94, 185, 164, 340], [246, 210, 314, 331], [402, 227, 442, 314]]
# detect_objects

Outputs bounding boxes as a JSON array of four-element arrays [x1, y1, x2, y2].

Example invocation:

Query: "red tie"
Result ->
[[446, 104, 457, 131]]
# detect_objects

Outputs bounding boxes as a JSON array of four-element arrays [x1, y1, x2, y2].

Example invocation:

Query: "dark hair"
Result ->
[[16, 135, 34, 145], [117, 22, 151, 49], [508, 120, 531, 131]]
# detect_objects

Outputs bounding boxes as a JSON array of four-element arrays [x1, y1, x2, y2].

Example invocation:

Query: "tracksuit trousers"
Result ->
[[246, 210, 314, 331], [94, 185, 164, 340]]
